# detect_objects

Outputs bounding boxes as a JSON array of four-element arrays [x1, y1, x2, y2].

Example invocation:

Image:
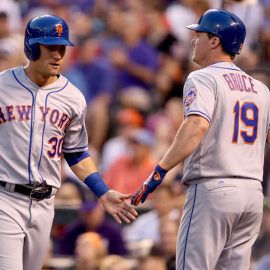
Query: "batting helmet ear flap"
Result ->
[[24, 42, 40, 61]]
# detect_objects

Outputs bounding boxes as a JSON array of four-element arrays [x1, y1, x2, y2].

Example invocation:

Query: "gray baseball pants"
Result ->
[[176, 178, 263, 270], [0, 188, 55, 270]]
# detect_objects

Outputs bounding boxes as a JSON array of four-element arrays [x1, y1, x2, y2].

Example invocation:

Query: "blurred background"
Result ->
[[3, 0, 270, 269]]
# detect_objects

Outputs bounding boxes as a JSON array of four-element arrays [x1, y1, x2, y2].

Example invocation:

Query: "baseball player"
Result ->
[[131, 9, 270, 270], [0, 15, 137, 270]]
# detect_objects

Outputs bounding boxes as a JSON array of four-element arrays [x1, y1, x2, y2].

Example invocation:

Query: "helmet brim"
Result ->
[[28, 37, 75, 47], [186, 23, 199, 30], [186, 24, 209, 33]]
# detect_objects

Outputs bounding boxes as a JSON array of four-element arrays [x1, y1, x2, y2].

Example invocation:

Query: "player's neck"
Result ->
[[200, 53, 233, 68], [24, 64, 59, 87], [204, 58, 233, 68]]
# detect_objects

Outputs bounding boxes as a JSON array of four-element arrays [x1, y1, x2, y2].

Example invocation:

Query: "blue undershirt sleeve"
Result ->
[[64, 151, 90, 166]]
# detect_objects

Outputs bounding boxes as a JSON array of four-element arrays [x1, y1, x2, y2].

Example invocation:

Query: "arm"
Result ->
[[69, 156, 138, 224], [131, 115, 210, 206], [159, 115, 210, 170]]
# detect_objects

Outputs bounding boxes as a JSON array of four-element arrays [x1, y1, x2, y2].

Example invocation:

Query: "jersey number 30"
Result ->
[[47, 136, 64, 158], [232, 101, 258, 144]]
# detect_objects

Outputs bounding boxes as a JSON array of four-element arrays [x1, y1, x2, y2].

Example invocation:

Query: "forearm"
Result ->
[[130, 115, 209, 206], [159, 115, 209, 171], [70, 156, 98, 180], [70, 156, 109, 197], [69, 155, 138, 224]]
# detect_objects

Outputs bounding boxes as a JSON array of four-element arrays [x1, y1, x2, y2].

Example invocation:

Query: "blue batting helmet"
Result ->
[[186, 9, 246, 56], [24, 15, 74, 61]]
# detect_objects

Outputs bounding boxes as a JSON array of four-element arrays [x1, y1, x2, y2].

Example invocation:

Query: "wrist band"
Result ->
[[84, 172, 109, 197], [156, 164, 168, 176]]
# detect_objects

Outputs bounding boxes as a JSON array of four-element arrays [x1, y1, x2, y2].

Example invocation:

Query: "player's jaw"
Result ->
[[40, 45, 66, 76], [25, 45, 66, 86], [190, 32, 210, 67], [47, 60, 63, 75]]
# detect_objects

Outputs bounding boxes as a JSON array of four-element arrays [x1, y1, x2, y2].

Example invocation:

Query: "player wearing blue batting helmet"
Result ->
[[131, 8, 269, 270], [24, 15, 75, 61], [0, 12, 138, 270], [186, 9, 246, 56]]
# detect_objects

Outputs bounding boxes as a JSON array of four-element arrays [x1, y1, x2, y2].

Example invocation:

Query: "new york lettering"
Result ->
[[0, 105, 71, 131]]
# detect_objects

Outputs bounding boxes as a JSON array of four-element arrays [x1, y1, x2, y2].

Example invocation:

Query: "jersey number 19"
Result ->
[[232, 101, 258, 144]]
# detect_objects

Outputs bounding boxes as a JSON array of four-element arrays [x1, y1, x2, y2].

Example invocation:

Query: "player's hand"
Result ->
[[131, 165, 167, 206], [99, 190, 138, 224]]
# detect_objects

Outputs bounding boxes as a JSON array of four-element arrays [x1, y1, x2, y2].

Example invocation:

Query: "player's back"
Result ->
[[183, 62, 270, 183]]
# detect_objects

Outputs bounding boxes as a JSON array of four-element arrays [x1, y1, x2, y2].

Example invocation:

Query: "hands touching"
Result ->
[[100, 190, 138, 224]]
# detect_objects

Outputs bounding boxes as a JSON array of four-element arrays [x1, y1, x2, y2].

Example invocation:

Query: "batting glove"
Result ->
[[131, 165, 168, 206]]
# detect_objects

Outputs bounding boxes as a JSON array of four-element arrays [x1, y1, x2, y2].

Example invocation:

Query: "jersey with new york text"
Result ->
[[0, 67, 88, 188], [182, 62, 270, 183]]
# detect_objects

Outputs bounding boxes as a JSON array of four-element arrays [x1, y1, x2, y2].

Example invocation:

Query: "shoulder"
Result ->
[[62, 75, 85, 97], [0, 67, 18, 80], [60, 75, 87, 107], [258, 81, 270, 102], [187, 68, 216, 81], [0, 67, 25, 88], [185, 68, 217, 91], [253, 77, 270, 92], [245, 72, 270, 97]]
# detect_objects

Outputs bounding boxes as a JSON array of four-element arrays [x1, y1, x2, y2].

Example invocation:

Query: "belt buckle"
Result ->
[[30, 186, 52, 201]]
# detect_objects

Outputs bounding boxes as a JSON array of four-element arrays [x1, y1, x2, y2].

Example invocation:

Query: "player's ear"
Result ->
[[210, 36, 220, 49]]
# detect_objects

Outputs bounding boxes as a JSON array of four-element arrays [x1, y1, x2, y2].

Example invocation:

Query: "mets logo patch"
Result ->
[[153, 171, 160, 181], [184, 87, 197, 107], [55, 23, 63, 37]]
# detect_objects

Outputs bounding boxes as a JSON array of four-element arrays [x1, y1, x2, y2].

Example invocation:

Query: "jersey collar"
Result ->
[[209, 62, 241, 71], [15, 66, 68, 91]]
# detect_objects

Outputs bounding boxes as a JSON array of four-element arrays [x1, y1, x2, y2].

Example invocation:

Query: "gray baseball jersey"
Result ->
[[0, 66, 88, 188], [177, 61, 268, 270], [182, 62, 270, 183]]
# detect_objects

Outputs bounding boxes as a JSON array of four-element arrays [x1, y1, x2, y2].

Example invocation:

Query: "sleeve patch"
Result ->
[[184, 87, 197, 108]]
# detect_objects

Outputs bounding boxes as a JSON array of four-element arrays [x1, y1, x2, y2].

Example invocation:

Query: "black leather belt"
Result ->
[[0, 181, 53, 201]]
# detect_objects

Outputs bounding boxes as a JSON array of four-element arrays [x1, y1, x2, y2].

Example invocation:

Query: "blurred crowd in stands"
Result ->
[[2, 0, 270, 269]]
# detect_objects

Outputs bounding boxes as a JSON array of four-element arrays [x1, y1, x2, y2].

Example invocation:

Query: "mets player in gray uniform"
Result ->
[[0, 15, 138, 270], [131, 9, 270, 270]]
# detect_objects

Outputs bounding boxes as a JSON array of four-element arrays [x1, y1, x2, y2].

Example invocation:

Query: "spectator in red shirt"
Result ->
[[103, 128, 157, 195]]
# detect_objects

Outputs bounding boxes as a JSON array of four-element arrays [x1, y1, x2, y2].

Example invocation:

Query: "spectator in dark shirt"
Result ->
[[110, 11, 158, 91], [58, 200, 127, 256]]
